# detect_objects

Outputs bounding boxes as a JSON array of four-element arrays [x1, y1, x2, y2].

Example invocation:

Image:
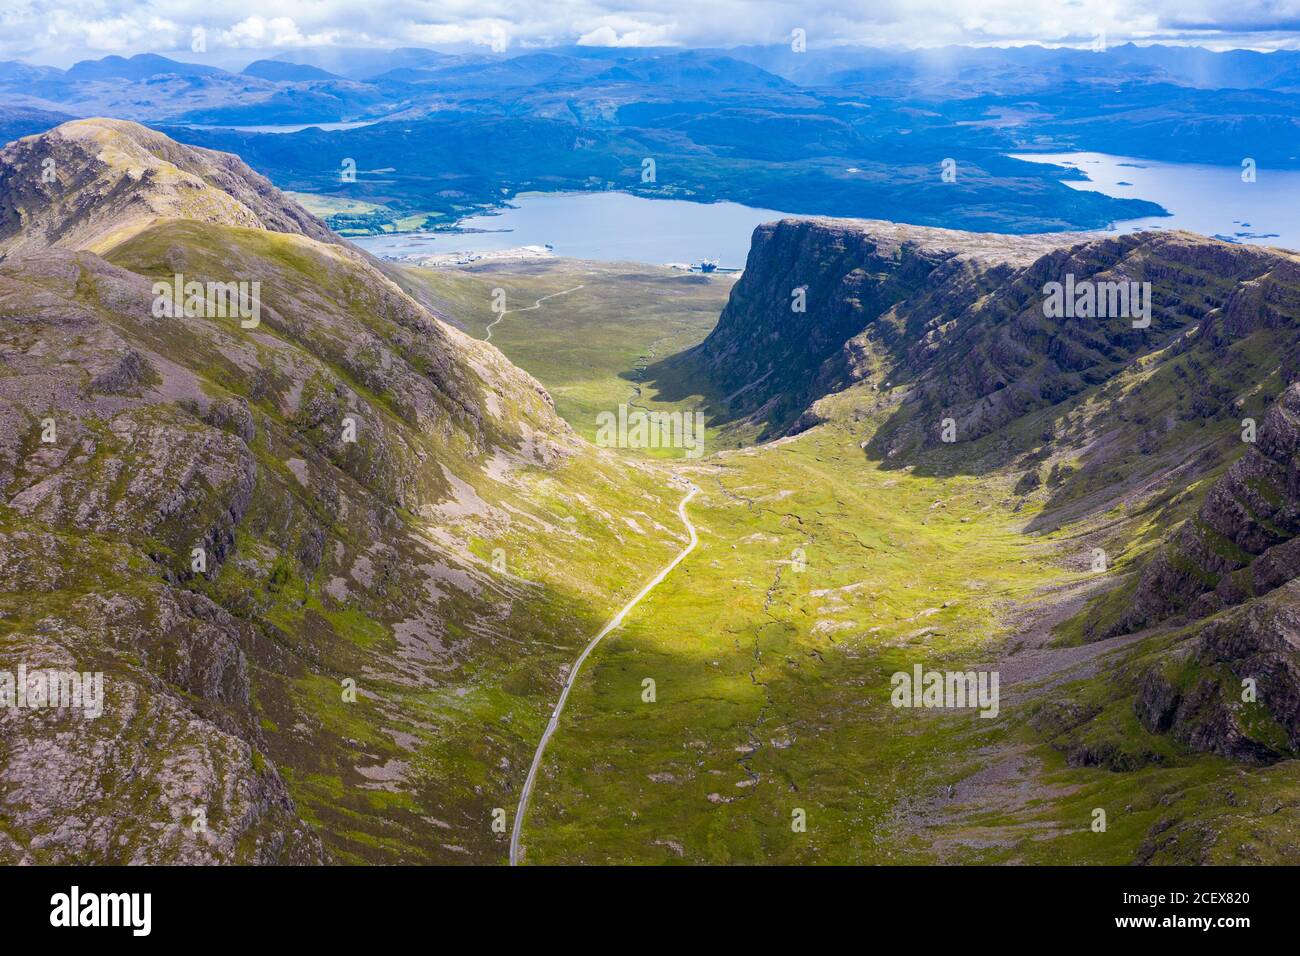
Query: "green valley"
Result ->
[[4, 117, 1300, 872], [399, 227, 1300, 865]]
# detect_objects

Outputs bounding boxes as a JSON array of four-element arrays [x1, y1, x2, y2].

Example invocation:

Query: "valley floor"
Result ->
[[411, 257, 1300, 865]]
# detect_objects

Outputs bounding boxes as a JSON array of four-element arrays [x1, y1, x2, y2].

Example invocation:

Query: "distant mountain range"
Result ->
[[0, 43, 1296, 236]]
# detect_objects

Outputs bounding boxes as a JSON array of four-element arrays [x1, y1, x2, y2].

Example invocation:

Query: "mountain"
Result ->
[[4, 42, 1293, 242], [724, 42, 1300, 95], [269, 47, 457, 81], [0, 60, 64, 85], [370, 52, 611, 91], [680, 218, 1086, 435], [0, 118, 339, 257], [591, 51, 797, 93], [0, 105, 73, 147], [1116, 382, 1300, 639], [0, 119, 686, 863], [241, 60, 344, 83], [659, 214, 1300, 778], [65, 53, 228, 81], [0, 54, 395, 126], [680, 218, 1300, 443]]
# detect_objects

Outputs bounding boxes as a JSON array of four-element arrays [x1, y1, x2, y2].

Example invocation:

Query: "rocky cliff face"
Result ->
[[695, 218, 1290, 452], [1114, 382, 1300, 636], [0, 248, 329, 862], [697, 215, 1300, 770], [1134, 584, 1300, 763], [1094, 378, 1300, 764], [866, 233, 1286, 457], [690, 217, 1085, 437]]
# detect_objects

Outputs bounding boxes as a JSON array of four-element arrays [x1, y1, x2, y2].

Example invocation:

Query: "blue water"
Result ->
[[353, 156, 1300, 267], [351, 191, 801, 268], [1010, 151, 1300, 251]]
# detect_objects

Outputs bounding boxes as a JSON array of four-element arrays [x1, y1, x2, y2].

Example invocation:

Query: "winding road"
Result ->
[[509, 479, 700, 865], [484, 285, 585, 342]]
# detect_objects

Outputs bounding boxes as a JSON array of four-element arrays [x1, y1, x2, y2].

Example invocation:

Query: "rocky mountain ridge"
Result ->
[[687, 214, 1300, 767], [0, 118, 340, 257], [0, 120, 681, 863]]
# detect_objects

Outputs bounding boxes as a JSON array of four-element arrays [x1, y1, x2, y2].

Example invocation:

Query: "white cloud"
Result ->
[[218, 16, 339, 49], [407, 18, 515, 52], [576, 16, 679, 47], [4, 0, 1299, 65]]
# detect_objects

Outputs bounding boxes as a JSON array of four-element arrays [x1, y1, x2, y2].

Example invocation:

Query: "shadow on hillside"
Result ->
[[631, 345, 744, 430], [855, 376, 1250, 538]]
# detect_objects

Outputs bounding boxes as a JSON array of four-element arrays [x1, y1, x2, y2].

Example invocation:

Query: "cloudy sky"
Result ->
[[4, 0, 1299, 66]]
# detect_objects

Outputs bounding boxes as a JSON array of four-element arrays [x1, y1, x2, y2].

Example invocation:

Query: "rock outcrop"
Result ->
[[1114, 382, 1300, 636], [688, 217, 1083, 437], [690, 218, 1293, 458], [1135, 583, 1300, 762]]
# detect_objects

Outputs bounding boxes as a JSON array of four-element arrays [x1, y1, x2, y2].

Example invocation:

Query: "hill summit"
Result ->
[[0, 118, 338, 258]]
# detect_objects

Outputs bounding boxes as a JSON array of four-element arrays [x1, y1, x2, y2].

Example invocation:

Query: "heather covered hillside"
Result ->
[[3, 2, 1300, 878], [0, 120, 692, 863], [384, 216, 1300, 864]]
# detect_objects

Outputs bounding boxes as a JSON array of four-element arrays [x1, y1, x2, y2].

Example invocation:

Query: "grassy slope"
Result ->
[[524, 418, 1068, 863], [3, 223, 702, 864], [523, 412, 1299, 865], [18, 214, 1287, 862], [435, 259, 1300, 865]]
